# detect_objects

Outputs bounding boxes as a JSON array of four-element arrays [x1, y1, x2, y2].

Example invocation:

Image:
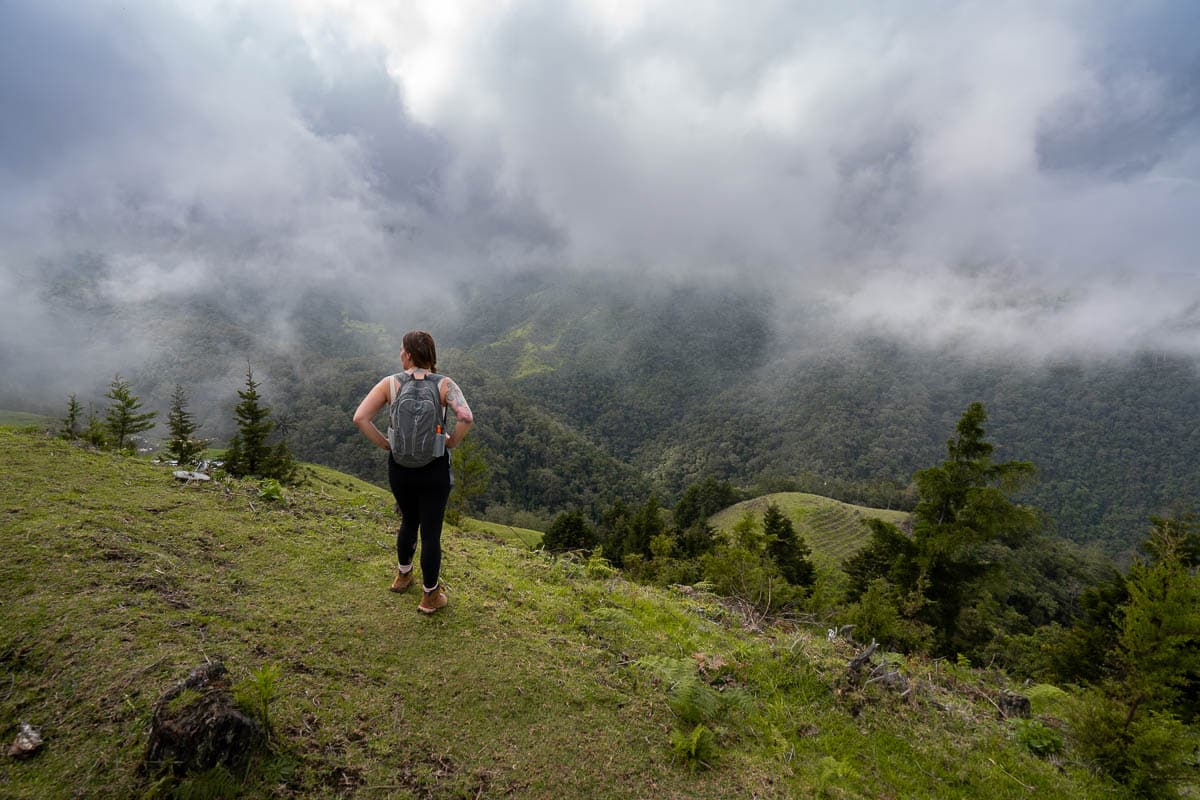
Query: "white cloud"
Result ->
[[2, 0, 1199, 380]]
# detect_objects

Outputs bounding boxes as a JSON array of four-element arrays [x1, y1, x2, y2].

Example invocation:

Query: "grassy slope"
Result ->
[[0, 412, 51, 428], [711, 493, 910, 565], [0, 429, 1121, 799]]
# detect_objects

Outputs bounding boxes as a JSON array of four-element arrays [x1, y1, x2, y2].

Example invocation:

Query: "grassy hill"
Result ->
[[0, 428, 1124, 798], [711, 493, 910, 565], [0, 410, 51, 428]]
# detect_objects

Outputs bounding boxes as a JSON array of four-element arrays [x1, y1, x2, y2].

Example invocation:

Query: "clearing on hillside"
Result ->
[[710, 492, 909, 564]]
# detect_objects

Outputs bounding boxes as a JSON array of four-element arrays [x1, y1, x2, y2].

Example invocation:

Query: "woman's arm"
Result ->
[[441, 377, 474, 449], [352, 376, 393, 451]]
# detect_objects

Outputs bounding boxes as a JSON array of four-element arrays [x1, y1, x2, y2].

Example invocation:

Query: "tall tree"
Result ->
[[624, 496, 666, 560], [104, 375, 157, 452], [446, 437, 490, 524], [163, 384, 208, 467], [910, 402, 1039, 652], [763, 502, 815, 588], [1068, 517, 1200, 797], [224, 365, 296, 482], [842, 402, 1039, 655], [674, 477, 739, 530]]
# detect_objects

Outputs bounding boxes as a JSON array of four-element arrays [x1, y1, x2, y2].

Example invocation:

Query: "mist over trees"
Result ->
[[11, 270, 1199, 561]]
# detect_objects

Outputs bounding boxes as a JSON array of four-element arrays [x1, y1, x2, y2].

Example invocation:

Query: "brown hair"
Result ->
[[402, 330, 437, 371]]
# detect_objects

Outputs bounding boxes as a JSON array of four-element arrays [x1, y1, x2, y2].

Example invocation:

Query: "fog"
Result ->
[[3, 0, 1199, 407]]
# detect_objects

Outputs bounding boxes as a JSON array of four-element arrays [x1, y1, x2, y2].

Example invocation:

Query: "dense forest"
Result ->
[[12, 267, 1200, 558]]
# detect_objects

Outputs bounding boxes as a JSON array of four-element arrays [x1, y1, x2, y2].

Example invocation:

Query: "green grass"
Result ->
[[0, 428, 1125, 799], [0, 410, 51, 428], [711, 492, 910, 565], [458, 517, 544, 549]]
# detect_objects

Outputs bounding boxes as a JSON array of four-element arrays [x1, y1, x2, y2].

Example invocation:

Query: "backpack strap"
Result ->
[[389, 371, 444, 402]]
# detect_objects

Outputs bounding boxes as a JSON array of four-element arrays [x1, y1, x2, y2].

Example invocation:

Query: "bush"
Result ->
[[1013, 718, 1064, 757], [844, 578, 933, 653], [1065, 688, 1195, 799]]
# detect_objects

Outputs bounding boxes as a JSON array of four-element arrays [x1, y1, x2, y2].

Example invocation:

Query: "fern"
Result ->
[[234, 663, 282, 738], [670, 724, 717, 771]]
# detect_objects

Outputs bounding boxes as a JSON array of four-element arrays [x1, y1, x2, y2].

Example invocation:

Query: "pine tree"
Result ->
[[911, 401, 1039, 652], [543, 509, 598, 552], [1067, 517, 1200, 796], [224, 365, 296, 482], [447, 437, 490, 524], [841, 402, 1039, 655], [60, 394, 82, 440], [163, 384, 208, 466], [82, 404, 108, 448], [763, 502, 815, 588], [104, 375, 157, 452]]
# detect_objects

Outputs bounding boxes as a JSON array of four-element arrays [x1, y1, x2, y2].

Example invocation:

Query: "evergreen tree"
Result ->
[[447, 438, 490, 524], [674, 477, 739, 530], [224, 365, 296, 482], [542, 509, 598, 552], [598, 500, 633, 565], [104, 375, 157, 452], [163, 384, 208, 466], [844, 518, 921, 600], [910, 402, 1039, 652], [676, 520, 718, 559], [60, 394, 82, 440], [624, 496, 666, 560], [1068, 517, 1200, 797], [82, 404, 108, 448], [1117, 518, 1200, 723], [763, 502, 815, 588], [841, 402, 1039, 655]]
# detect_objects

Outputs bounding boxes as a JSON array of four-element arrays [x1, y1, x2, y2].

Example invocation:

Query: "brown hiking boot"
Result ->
[[418, 582, 448, 614], [390, 568, 414, 593]]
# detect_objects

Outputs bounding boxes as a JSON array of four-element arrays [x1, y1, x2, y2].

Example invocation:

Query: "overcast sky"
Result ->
[[2, 0, 1199, 377]]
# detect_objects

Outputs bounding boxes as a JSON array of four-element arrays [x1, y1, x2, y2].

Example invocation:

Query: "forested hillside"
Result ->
[[14, 268, 1200, 557], [445, 271, 1200, 557]]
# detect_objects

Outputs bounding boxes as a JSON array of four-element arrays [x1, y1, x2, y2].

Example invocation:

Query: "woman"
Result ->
[[353, 330, 474, 614]]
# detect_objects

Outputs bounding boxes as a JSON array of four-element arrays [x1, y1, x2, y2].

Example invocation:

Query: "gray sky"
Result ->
[[2, 0, 1199, 383]]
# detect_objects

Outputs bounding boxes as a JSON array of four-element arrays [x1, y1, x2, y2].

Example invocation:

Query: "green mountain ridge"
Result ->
[[12, 268, 1200, 558], [0, 428, 1125, 799]]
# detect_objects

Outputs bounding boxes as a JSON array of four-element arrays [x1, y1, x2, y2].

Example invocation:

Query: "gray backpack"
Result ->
[[387, 372, 447, 467]]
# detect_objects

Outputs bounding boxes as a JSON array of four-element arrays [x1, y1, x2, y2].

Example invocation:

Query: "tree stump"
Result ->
[[997, 690, 1032, 719], [143, 661, 265, 776]]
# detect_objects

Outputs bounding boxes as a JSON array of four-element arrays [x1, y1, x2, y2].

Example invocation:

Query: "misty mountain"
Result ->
[[10, 265, 1199, 559], [444, 270, 1200, 557]]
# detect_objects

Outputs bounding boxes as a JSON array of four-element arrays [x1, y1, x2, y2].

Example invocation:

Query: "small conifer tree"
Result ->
[[542, 509, 598, 552], [224, 365, 296, 482], [163, 384, 208, 466], [82, 404, 108, 448], [104, 375, 157, 452], [447, 437, 489, 524], [60, 394, 82, 440], [763, 502, 815, 588]]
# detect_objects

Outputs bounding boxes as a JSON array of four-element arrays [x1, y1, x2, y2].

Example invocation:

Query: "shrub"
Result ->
[[670, 724, 717, 771], [1065, 688, 1194, 799], [1013, 718, 1064, 757]]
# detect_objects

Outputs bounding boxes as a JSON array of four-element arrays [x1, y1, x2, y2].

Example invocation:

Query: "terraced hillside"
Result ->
[[710, 492, 910, 565]]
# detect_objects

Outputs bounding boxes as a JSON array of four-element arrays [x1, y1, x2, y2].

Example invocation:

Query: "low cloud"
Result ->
[[2, 0, 1198, 402]]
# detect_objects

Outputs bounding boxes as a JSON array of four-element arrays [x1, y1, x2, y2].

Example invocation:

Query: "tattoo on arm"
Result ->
[[445, 379, 473, 422]]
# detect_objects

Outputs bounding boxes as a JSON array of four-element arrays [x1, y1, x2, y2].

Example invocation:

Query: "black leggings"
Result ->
[[387, 453, 452, 589]]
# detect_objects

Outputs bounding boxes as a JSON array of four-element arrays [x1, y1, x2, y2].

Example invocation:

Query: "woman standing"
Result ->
[[353, 330, 474, 614]]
